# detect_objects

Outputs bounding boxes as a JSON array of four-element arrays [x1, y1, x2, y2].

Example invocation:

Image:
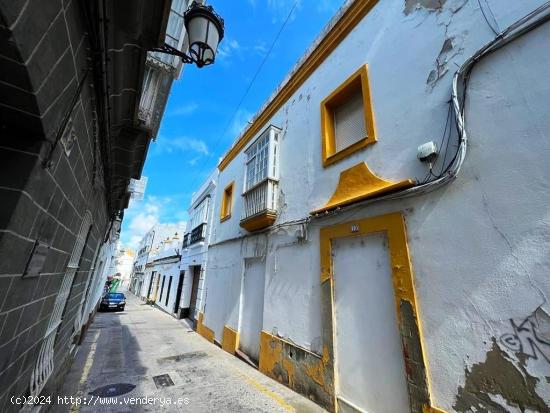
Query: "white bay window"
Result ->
[[240, 125, 280, 231]]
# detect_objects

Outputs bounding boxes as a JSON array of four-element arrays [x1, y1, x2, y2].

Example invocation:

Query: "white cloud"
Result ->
[[253, 41, 268, 56], [152, 136, 209, 156], [121, 195, 188, 250], [217, 38, 241, 62], [168, 102, 198, 117], [266, 0, 302, 23], [316, 0, 341, 13], [230, 108, 254, 137], [123, 197, 163, 249]]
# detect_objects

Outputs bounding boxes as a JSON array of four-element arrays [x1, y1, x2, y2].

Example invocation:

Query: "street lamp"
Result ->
[[152, 2, 225, 68]]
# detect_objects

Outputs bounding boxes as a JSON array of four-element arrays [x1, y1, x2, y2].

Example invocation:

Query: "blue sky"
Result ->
[[121, 0, 343, 249]]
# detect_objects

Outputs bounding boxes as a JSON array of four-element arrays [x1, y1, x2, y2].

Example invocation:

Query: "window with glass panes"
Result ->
[[190, 198, 208, 229], [245, 133, 270, 191], [150, 0, 186, 67]]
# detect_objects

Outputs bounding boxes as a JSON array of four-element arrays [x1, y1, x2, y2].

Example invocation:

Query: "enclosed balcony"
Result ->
[[240, 178, 278, 232], [239, 125, 280, 232]]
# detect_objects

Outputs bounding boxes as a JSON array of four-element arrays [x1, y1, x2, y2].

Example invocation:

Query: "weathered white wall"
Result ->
[[152, 259, 181, 314], [203, 0, 550, 410], [179, 170, 218, 314]]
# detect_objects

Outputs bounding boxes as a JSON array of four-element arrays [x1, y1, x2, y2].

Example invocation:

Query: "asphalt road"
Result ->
[[55, 294, 325, 413]]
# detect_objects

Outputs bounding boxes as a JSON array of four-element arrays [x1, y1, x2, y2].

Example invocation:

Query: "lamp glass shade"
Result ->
[[184, 4, 224, 67]]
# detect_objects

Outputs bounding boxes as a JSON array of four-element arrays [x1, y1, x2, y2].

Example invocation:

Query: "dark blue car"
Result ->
[[99, 292, 126, 311]]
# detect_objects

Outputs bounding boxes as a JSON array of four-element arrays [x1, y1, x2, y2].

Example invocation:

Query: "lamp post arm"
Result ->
[[150, 43, 194, 64]]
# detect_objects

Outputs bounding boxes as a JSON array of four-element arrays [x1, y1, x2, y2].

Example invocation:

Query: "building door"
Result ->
[[152, 272, 160, 302], [159, 275, 165, 303], [239, 257, 265, 362], [165, 276, 172, 306], [189, 266, 201, 321], [147, 272, 155, 299], [174, 271, 185, 315], [332, 233, 410, 413]]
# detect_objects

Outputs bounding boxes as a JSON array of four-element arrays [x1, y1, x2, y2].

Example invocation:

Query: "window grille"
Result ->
[[333, 89, 367, 153], [30, 211, 93, 397], [74, 242, 101, 333]]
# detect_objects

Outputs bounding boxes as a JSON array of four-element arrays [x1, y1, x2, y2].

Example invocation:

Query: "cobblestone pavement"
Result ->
[[55, 294, 325, 412]]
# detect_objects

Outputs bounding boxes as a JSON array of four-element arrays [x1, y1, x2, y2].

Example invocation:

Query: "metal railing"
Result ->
[[241, 178, 278, 220], [190, 223, 206, 245], [182, 233, 189, 248]]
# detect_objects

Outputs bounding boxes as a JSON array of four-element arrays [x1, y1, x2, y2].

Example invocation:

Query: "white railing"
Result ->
[[138, 106, 153, 125], [241, 178, 278, 220]]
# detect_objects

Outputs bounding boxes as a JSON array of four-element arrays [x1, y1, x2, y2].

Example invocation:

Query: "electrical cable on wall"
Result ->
[[209, 1, 550, 240], [307, 1, 550, 219]]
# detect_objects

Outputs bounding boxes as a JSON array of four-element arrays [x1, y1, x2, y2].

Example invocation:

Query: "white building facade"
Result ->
[[144, 234, 184, 316], [195, 1, 550, 412], [179, 170, 218, 322], [130, 223, 186, 302]]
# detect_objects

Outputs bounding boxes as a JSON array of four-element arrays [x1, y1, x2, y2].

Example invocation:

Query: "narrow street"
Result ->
[[56, 295, 325, 413]]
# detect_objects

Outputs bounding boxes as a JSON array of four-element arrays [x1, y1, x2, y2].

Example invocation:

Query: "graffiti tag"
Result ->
[[499, 309, 550, 363]]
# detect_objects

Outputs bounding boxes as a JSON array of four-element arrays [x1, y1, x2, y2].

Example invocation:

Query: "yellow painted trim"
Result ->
[[321, 64, 377, 167], [239, 372, 295, 412], [220, 181, 235, 222], [222, 325, 240, 355], [196, 312, 215, 343], [240, 211, 277, 232], [218, 0, 381, 172], [424, 406, 446, 413], [320, 212, 446, 413], [312, 162, 414, 215]]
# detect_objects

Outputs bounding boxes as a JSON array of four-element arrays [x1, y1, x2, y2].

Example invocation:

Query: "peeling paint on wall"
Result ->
[[453, 339, 548, 412], [404, 0, 447, 15], [400, 299, 431, 413], [259, 331, 334, 411], [427, 36, 464, 87]]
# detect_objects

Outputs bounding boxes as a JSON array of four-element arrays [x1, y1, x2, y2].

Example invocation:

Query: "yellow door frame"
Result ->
[[320, 212, 444, 413]]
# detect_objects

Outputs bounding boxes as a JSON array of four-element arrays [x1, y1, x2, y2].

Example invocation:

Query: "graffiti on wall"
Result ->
[[499, 307, 550, 364]]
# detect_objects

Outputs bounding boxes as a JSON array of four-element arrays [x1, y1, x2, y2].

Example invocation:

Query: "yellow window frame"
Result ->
[[321, 64, 377, 167], [220, 181, 234, 222]]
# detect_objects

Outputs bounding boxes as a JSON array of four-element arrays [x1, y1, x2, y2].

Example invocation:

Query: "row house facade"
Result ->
[[130, 223, 186, 301], [142, 231, 185, 316], [129, 171, 218, 325], [187, 1, 550, 413], [179, 170, 218, 323]]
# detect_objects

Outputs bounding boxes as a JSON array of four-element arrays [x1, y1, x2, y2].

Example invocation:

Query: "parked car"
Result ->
[[99, 292, 126, 311]]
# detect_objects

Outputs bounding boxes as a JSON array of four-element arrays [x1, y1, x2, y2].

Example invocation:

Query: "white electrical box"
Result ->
[[417, 141, 438, 163]]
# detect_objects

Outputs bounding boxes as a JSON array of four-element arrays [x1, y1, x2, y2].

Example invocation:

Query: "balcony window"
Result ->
[[190, 223, 206, 245], [188, 198, 208, 245], [139, 67, 160, 125], [149, 1, 186, 69], [240, 125, 280, 232]]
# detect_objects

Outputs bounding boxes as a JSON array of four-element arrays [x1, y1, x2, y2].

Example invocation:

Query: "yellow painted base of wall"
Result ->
[[222, 325, 239, 354], [259, 331, 334, 411], [196, 312, 215, 343]]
